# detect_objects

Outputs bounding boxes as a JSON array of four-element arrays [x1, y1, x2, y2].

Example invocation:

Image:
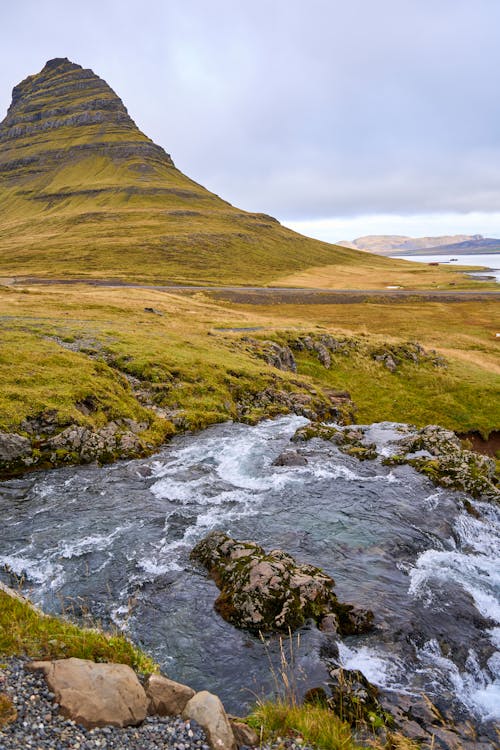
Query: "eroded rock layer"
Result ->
[[0, 58, 173, 180]]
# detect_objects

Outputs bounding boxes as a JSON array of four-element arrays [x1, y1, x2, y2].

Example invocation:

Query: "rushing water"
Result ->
[[1, 416, 499, 726]]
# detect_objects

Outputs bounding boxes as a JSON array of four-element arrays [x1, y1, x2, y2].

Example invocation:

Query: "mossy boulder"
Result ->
[[190, 531, 373, 635], [388, 425, 499, 501]]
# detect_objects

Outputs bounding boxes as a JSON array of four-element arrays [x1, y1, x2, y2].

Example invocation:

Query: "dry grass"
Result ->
[[273, 260, 495, 291], [0, 694, 17, 728]]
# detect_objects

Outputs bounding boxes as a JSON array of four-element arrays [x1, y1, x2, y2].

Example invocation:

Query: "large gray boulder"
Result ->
[[272, 450, 308, 467], [182, 691, 236, 750], [29, 658, 148, 729]]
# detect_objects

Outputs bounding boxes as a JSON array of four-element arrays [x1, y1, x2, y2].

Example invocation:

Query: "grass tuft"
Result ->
[[0, 591, 156, 674], [249, 699, 365, 750]]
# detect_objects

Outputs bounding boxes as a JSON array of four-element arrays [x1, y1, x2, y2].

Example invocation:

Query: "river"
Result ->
[[0, 416, 499, 728]]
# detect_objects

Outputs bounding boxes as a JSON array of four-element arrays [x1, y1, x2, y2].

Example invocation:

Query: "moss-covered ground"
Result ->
[[248, 699, 420, 750]]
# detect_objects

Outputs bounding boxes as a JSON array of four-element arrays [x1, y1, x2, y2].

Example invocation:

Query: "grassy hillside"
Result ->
[[0, 58, 358, 284], [0, 283, 497, 449]]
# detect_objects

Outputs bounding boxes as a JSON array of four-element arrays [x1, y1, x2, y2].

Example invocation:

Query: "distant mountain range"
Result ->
[[338, 235, 500, 256]]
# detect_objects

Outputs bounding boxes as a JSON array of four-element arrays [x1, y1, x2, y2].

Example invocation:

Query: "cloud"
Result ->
[[1, 1, 499, 223]]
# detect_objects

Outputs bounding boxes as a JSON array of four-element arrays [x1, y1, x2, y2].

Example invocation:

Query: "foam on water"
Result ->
[[57, 525, 135, 559], [416, 640, 500, 721], [406, 500, 500, 720], [409, 507, 500, 625], [337, 642, 402, 687], [0, 552, 64, 590]]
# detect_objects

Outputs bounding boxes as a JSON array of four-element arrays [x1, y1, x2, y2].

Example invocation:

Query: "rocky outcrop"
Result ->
[[251, 341, 297, 372], [371, 342, 446, 373], [387, 425, 499, 500], [292, 422, 377, 461], [233, 381, 356, 426], [303, 663, 498, 749], [378, 689, 498, 750], [246, 334, 350, 373], [182, 691, 236, 750], [0, 432, 32, 472], [0, 58, 174, 178], [45, 420, 148, 462], [248, 333, 447, 377], [190, 531, 373, 635], [0, 417, 153, 478], [28, 658, 148, 729], [291, 333, 348, 369]]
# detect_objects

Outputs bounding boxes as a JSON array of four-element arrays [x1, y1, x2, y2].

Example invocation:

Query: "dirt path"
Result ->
[[3, 277, 500, 304]]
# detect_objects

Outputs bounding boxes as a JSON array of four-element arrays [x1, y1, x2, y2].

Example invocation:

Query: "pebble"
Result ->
[[0, 658, 312, 750]]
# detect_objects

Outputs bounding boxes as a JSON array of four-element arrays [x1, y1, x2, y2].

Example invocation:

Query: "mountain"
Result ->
[[338, 234, 500, 256], [0, 57, 385, 285], [389, 237, 500, 256]]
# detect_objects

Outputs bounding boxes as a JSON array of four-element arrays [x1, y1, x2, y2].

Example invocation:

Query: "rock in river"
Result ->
[[190, 531, 373, 635]]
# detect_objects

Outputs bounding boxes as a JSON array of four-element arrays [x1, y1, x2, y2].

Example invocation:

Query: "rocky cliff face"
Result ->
[[0, 57, 173, 182]]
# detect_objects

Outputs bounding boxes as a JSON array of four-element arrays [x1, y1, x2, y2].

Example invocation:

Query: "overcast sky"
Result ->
[[1, 0, 500, 241]]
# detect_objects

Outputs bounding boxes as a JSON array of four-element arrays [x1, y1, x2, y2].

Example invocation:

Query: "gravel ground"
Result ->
[[0, 658, 312, 750], [0, 657, 210, 750]]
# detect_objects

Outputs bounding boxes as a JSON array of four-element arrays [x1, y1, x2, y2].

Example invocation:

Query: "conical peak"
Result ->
[[0, 58, 174, 177], [11, 57, 82, 104], [6, 57, 128, 122], [43, 57, 80, 71], [35, 57, 83, 81]]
